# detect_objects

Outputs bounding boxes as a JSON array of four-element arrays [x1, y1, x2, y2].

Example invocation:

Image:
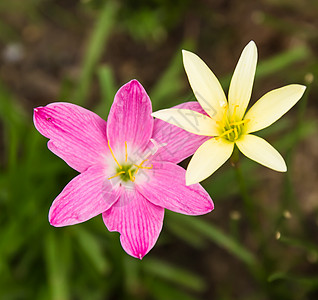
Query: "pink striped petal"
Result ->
[[151, 102, 210, 163], [33, 102, 108, 173], [49, 165, 120, 227], [102, 189, 164, 259], [137, 162, 214, 215], [107, 80, 153, 153]]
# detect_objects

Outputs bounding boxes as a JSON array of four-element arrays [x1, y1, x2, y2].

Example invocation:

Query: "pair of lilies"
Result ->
[[34, 41, 305, 259]]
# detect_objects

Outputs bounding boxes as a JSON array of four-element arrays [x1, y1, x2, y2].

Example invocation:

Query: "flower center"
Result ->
[[219, 119, 248, 142], [107, 141, 153, 183], [110, 164, 137, 182], [216, 105, 249, 142]]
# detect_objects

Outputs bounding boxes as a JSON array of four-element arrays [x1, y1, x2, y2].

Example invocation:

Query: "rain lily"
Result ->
[[33, 80, 213, 259], [152, 41, 306, 185]]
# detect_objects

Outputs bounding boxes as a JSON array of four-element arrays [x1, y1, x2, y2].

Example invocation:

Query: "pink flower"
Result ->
[[33, 80, 213, 259]]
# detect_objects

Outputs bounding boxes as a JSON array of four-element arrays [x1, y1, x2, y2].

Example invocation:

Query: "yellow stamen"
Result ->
[[234, 127, 238, 140], [222, 105, 230, 128], [128, 169, 135, 182], [229, 119, 250, 126], [108, 171, 125, 180], [133, 159, 146, 168], [229, 120, 244, 126], [125, 141, 128, 163], [215, 128, 234, 140], [139, 159, 148, 166], [133, 159, 153, 170], [230, 105, 240, 122], [108, 140, 122, 169], [140, 165, 153, 169], [133, 159, 153, 178], [133, 165, 153, 170]]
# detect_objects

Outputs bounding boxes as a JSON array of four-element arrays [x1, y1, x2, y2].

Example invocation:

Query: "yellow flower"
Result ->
[[152, 41, 306, 185]]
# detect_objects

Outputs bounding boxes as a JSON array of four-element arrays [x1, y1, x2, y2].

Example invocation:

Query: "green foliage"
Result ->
[[73, 1, 118, 106], [0, 1, 318, 300]]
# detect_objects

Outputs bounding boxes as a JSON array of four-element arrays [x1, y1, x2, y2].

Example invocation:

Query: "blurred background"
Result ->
[[1, 0, 318, 299]]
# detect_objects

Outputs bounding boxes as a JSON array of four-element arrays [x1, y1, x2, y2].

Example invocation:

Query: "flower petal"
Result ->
[[186, 138, 234, 185], [152, 109, 218, 136], [182, 49, 227, 120], [49, 165, 120, 227], [151, 101, 210, 163], [107, 80, 153, 152], [228, 41, 258, 120], [33, 102, 108, 173], [236, 134, 287, 172], [103, 190, 164, 259], [136, 162, 214, 215], [244, 85, 306, 133]]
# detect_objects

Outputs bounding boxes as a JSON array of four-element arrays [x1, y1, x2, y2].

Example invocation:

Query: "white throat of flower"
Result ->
[[107, 139, 162, 190]]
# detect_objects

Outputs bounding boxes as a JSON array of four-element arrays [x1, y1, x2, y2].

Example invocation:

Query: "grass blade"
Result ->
[[73, 1, 118, 105]]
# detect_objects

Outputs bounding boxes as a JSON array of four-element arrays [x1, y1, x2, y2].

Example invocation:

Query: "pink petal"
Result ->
[[49, 165, 120, 227], [34, 102, 108, 173], [102, 189, 164, 259], [136, 161, 214, 215], [151, 101, 210, 163], [107, 80, 153, 152]]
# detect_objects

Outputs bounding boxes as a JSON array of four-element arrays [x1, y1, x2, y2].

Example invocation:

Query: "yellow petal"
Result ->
[[236, 134, 287, 172], [182, 50, 227, 120], [244, 84, 306, 133], [228, 41, 258, 120], [186, 138, 234, 185], [152, 109, 219, 136]]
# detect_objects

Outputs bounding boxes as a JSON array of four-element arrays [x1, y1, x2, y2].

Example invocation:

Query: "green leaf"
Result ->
[[167, 219, 206, 249], [73, 1, 118, 105], [96, 65, 116, 119], [169, 213, 257, 267], [142, 257, 206, 292], [123, 255, 141, 294], [150, 39, 195, 109], [73, 227, 110, 275], [145, 278, 199, 300], [279, 235, 318, 254], [44, 231, 71, 300], [220, 44, 310, 89], [268, 272, 318, 287], [256, 45, 310, 78], [275, 119, 317, 150]]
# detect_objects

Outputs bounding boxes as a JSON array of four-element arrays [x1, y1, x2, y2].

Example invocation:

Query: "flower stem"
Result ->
[[231, 147, 258, 229]]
